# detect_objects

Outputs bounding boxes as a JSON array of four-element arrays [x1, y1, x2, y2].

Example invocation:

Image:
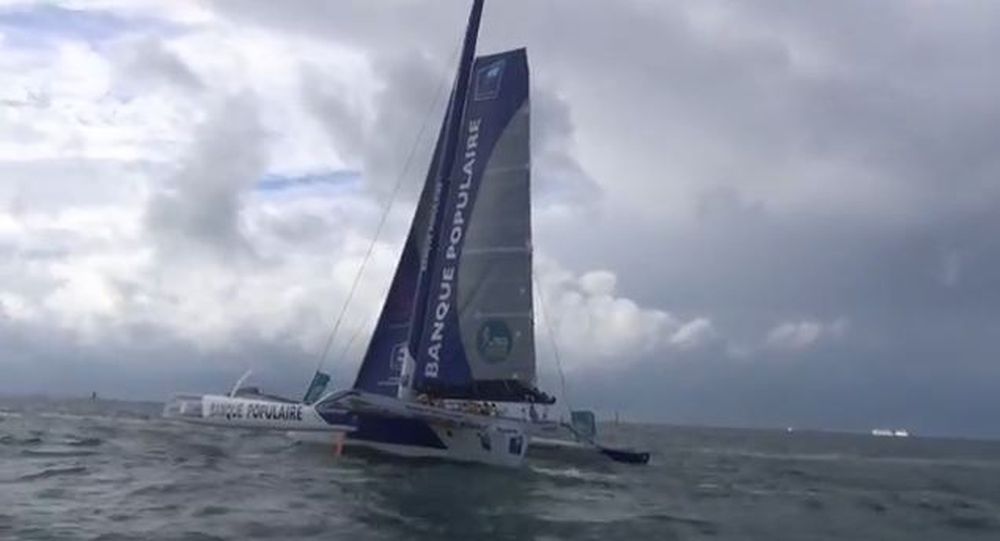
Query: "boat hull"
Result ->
[[292, 414, 525, 465], [163, 391, 648, 466], [164, 392, 528, 467], [292, 422, 650, 465]]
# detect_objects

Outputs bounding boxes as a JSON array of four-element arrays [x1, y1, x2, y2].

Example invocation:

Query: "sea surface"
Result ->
[[1, 396, 999, 540]]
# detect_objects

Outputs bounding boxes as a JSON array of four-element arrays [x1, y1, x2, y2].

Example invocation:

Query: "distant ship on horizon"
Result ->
[[872, 428, 910, 438]]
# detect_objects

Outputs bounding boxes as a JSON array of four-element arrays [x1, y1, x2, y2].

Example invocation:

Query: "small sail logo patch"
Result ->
[[376, 343, 407, 387], [389, 343, 407, 375], [477, 320, 512, 363], [473, 58, 506, 101]]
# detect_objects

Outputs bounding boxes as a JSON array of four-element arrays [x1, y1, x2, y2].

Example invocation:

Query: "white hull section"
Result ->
[[290, 428, 606, 464], [326, 390, 530, 467], [163, 394, 354, 432], [290, 423, 529, 466]]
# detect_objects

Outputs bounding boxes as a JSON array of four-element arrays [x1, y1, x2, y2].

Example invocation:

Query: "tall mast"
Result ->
[[399, 0, 485, 399]]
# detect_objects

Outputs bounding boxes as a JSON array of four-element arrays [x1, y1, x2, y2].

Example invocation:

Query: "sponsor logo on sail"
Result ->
[[381, 342, 407, 386], [474, 59, 505, 101], [389, 343, 406, 375], [425, 117, 482, 378], [477, 319, 513, 363]]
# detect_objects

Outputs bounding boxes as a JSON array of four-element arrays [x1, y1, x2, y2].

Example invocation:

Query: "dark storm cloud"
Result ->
[[0, 315, 333, 401], [208, 0, 1000, 223], [236, 0, 601, 205], [563, 334, 1000, 439]]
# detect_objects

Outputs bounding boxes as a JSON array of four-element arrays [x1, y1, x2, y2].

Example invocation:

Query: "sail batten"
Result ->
[[484, 165, 530, 175]]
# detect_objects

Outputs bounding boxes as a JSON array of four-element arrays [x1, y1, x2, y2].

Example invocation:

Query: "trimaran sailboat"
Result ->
[[164, 0, 649, 467]]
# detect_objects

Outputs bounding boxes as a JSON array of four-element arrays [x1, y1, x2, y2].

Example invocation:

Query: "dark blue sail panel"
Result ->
[[349, 233, 420, 395], [406, 0, 485, 372], [352, 106, 451, 396], [412, 49, 541, 402]]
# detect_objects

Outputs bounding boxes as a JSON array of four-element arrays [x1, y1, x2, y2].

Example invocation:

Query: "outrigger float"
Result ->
[[164, 0, 649, 468]]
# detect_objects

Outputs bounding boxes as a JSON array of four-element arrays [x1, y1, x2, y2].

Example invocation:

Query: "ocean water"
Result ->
[[1, 397, 998, 540]]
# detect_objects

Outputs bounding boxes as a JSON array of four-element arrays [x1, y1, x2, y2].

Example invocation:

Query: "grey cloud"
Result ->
[[205, 0, 461, 55], [0, 159, 142, 210], [0, 316, 332, 401], [531, 89, 601, 207], [302, 50, 450, 199], [232, 1, 601, 207], [299, 68, 367, 171], [112, 35, 205, 93], [144, 95, 265, 260], [577, 337, 1000, 438]]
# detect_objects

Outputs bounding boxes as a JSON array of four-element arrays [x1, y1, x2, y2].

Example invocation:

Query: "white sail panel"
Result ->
[[457, 100, 534, 383]]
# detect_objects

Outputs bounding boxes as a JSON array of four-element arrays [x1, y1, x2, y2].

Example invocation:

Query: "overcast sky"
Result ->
[[1, 0, 998, 438]]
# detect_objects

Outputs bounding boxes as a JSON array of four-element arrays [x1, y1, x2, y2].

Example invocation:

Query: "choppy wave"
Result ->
[[18, 465, 89, 481], [0, 396, 998, 540]]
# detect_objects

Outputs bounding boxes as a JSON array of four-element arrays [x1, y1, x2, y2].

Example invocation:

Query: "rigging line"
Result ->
[[533, 275, 572, 413], [313, 43, 462, 374], [335, 312, 372, 366]]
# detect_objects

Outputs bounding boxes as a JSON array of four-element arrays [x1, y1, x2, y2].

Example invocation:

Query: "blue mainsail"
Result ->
[[356, 0, 549, 404], [410, 49, 545, 403]]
